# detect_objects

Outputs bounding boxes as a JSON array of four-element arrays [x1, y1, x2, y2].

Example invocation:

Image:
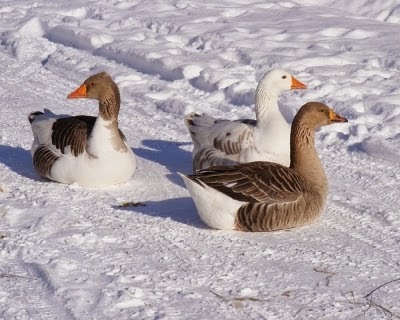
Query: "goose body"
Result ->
[[29, 72, 136, 187], [180, 102, 348, 231], [184, 69, 307, 171]]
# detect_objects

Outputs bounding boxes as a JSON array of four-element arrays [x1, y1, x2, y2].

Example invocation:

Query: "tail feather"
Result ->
[[179, 172, 239, 230], [33, 144, 59, 179], [184, 112, 216, 128], [184, 112, 218, 153], [28, 111, 44, 124]]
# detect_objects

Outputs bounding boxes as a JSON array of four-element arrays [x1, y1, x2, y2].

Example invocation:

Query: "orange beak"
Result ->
[[329, 109, 348, 123], [291, 76, 307, 90], [67, 83, 87, 99]]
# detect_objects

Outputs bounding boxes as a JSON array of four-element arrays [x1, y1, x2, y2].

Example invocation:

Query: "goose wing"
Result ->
[[210, 120, 254, 155], [185, 112, 254, 155], [51, 116, 94, 156], [190, 161, 304, 204]]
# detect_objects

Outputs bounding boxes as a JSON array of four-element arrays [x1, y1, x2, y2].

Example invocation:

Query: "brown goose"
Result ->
[[29, 72, 136, 187], [180, 102, 347, 231], [184, 69, 307, 171]]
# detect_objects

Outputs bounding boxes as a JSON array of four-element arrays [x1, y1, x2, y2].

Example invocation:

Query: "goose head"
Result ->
[[294, 102, 348, 130], [257, 68, 307, 95], [67, 72, 121, 120], [67, 72, 119, 103]]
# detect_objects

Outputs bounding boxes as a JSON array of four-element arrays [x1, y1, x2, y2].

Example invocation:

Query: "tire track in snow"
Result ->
[[0, 258, 75, 320], [323, 149, 400, 269], [327, 149, 399, 228]]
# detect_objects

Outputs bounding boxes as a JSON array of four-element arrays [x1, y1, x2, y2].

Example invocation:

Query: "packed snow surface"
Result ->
[[0, 0, 399, 319]]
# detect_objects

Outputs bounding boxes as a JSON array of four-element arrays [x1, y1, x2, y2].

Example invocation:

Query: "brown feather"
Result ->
[[33, 145, 59, 178], [184, 102, 347, 232]]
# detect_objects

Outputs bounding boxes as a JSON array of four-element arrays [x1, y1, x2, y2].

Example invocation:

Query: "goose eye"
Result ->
[[320, 109, 325, 113], [90, 82, 95, 86], [282, 75, 287, 79]]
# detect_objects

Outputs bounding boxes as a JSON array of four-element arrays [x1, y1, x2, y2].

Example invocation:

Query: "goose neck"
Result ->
[[255, 87, 279, 122], [98, 87, 121, 121], [289, 126, 327, 191]]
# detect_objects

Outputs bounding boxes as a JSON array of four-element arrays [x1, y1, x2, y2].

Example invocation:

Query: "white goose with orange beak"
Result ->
[[184, 69, 307, 171], [29, 72, 136, 187]]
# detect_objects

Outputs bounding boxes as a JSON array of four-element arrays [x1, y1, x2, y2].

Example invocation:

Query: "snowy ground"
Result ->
[[0, 0, 399, 319]]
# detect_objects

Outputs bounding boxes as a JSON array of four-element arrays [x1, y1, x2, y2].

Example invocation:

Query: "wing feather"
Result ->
[[33, 144, 59, 178], [51, 117, 90, 156], [51, 115, 126, 157], [190, 161, 305, 204], [212, 120, 253, 155], [185, 112, 255, 156]]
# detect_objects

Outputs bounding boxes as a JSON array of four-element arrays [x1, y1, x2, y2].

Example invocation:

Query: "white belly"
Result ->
[[50, 147, 136, 187]]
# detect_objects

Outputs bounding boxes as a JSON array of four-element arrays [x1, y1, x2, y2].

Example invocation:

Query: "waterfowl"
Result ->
[[29, 72, 136, 187], [180, 102, 348, 231], [184, 69, 307, 171]]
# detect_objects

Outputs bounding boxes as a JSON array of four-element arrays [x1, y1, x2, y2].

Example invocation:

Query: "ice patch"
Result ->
[[0, 6, 14, 13], [239, 288, 259, 297], [109, 288, 146, 310], [132, 274, 149, 282], [18, 17, 48, 37], [351, 102, 365, 113], [221, 9, 247, 18], [2, 207, 30, 226], [181, 64, 203, 79], [319, 27, 348, 37]]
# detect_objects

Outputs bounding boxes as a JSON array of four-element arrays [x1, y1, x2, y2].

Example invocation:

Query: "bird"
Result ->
[[184, 69, 307, 171], [29, 72, 136, 187], [180, 102, 348, 232]]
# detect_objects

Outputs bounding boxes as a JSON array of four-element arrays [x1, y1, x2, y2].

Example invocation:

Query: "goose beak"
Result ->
[[329, 109, 348, 123], [67, 84, 87, 99], [291, 76, 307, 90]]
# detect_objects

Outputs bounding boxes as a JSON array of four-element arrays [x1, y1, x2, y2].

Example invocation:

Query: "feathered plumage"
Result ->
[[29, 72, 136, 187], [180, 102, 348, 232], [184, 69, 307, 171]]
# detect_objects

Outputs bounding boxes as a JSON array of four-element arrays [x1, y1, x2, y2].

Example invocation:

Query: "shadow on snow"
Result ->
[[113, 196, 206, 229], [134, 138, 193, 188], [0, 144, 37, 180]]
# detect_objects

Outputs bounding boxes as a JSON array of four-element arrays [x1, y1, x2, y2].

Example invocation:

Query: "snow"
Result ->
[[0, 0, 399, 319]]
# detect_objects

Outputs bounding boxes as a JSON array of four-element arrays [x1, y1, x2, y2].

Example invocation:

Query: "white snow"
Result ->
[[0, 0, 399, 319]]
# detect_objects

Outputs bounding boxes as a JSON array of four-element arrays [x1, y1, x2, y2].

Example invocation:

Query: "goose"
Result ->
[[180, 102, 348, 231], [184, 69, 307, 171], [29, 72, 136, 187]]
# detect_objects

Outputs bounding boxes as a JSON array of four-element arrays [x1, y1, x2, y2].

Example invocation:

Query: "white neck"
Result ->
[[254, 81, 285, 121], [255, 85, 288, 129], [251, 85, 290, 159]]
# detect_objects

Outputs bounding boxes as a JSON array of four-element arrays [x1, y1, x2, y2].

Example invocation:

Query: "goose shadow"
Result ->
[[0, 144, 37, 179], [113, 196, 206, 228], [133, 139, 194, 188]]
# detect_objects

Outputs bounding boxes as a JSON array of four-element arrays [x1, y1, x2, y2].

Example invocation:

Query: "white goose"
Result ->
[[29, 72, 136, 187], [180, 102, 348, 232], [184, 69, 307, 171]]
